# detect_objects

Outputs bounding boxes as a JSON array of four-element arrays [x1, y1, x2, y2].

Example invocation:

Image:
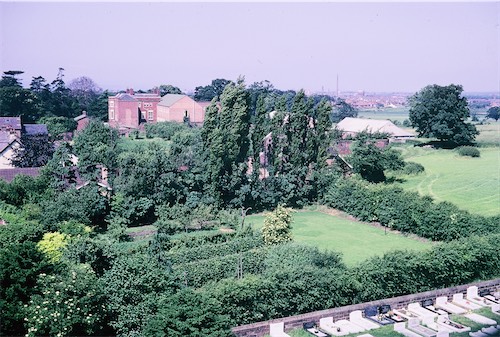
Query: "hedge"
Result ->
[[325, 178, 499, 241], [172, 248, 268, 288], [166, 235, 264, 265]]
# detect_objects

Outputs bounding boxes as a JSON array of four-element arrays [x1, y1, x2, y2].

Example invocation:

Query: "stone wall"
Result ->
[[231, 278, 500, 337]]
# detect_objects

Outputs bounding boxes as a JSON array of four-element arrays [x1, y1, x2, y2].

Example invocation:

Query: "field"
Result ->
[[358, 108, 410, 122], [393, 146, 500, 217], [246, 210, 431, 266]]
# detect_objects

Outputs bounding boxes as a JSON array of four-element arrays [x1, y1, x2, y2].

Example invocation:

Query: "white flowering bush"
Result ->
[[24, 263, 107, 337]]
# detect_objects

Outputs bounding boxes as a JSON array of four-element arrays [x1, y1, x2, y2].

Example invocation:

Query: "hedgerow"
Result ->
[[325, 178, 499, 241]]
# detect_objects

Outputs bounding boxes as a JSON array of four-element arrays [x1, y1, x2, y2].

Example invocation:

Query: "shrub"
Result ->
[[457, 146, 480, 157], [144, 122, 187, 139], [402, 161, 425, 175]]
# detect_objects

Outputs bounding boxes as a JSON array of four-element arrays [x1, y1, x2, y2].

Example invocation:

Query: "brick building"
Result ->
[[108, 89, 207, 129]]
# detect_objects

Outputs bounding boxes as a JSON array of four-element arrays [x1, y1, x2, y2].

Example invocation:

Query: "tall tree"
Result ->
[[68, 76, 102, 113], [409, 84, 478, 145], [0, 71, 40, 122], [201, 79, 251, 206], [49, 68, 78, 118]]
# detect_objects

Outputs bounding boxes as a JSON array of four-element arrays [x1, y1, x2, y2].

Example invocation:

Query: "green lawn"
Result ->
[[246, 210, 431, 266], [393, 146, 500, 217]]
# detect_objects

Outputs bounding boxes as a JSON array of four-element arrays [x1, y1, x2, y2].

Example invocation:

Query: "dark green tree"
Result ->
[[158, 84, 183, 96], [409, 84, 478, 145], [486, 106, 500, 121], [38, 116, 77, 140], [49, 68, 79, 118], [0, 71, 41, 122], [331, 98, 357, 123], [144, 289, 232, 337], [11, 133, 54, 168], [349, 135, 404, 183], [194, 78, 233, 101], [41, 142, 77, 191], [73, 120, 120, 182], [201, 79, 251, 206]]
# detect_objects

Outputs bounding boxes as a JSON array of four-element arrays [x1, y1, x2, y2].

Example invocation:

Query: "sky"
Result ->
[[0, 1, 499, 94]]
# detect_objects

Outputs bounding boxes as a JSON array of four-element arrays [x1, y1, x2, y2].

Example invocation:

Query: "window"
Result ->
[[109, 101, 114, 108], [110, 109, 115, 119], [148, 110, 154, 120]]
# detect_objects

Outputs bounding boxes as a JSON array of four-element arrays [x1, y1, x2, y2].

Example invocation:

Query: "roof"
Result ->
[[0, 117, 22, 130], [23, 124, 48, 136], [0, 167, 41, 182], [158, 94, 187, 107], [74, 113, 88, 121], [336, 117, 414, 138], [0, 138, 19, 153], [114, 93, 137, 102]]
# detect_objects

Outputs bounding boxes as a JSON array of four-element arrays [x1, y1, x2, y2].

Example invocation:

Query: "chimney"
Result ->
[[127, 88, 134, 95]]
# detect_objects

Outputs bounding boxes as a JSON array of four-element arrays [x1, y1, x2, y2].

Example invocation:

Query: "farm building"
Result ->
[[336, 117, 414, 142]]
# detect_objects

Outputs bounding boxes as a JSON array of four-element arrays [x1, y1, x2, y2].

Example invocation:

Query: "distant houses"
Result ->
[[108, 88, 208, 131]]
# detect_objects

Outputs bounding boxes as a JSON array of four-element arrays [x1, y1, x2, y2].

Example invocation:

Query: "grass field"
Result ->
[[246, 210, 431, 266], [358, 108, 410, 122], [475, 122, 500, 147], [393, 146, 500, 217]]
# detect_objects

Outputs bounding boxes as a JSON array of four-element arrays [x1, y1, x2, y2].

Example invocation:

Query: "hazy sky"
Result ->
[[1, 2, 499, 94]]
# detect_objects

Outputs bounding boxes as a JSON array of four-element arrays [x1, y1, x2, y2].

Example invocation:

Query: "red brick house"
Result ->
[[108, 89, 207, 129], [74, 111, 90, 131], [108, 89, 161, 129]]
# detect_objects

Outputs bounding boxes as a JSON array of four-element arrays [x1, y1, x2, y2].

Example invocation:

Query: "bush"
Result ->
[[402, 161, 425, 175], [144, 122, 188, 139], [324, 178, 499, 241], [457, 146, 480, 157]]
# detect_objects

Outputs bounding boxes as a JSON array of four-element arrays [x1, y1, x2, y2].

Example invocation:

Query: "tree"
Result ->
[[349, 134, 404, 183], [262, 205, 293, 245], [73, 120, 120, 181], [409, 84, 478, 145], [38, 116, 77, 140], [194, 78, 233, 101], [24, 264, 109, 337], [201, 78, 251, 206], [158, 84, 183, 96], [10, 133, 54, 168], [486, 106, 500, 121], [331, 98, 357, 123], [0, 71, 41, 122]]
